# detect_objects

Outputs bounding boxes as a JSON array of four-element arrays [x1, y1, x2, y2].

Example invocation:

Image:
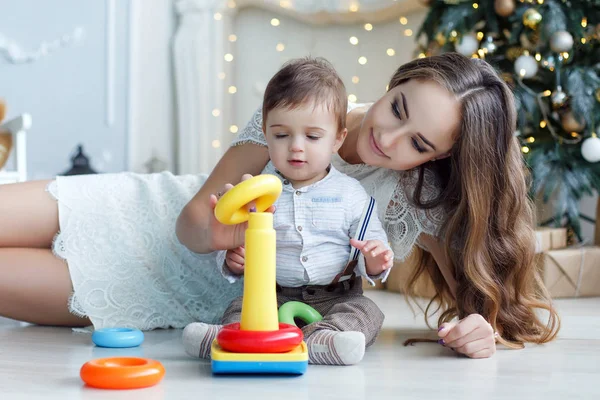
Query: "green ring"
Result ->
[[278, 301, 323, 327]]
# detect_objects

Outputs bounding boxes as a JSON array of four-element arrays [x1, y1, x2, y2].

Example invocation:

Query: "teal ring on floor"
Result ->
[[92, 328, 144, 348]]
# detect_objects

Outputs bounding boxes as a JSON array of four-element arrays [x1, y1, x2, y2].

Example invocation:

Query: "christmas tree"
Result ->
[[415, 0, 600, 240]]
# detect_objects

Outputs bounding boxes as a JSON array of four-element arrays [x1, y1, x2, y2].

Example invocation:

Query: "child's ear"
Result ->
[[333, 128, 347, 153]]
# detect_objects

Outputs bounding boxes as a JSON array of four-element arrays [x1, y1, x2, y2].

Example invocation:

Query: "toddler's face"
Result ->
[[264, 100, 345, 187]]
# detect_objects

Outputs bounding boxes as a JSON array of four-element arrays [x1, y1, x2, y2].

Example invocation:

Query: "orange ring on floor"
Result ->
[[80, 357, 165, 390]]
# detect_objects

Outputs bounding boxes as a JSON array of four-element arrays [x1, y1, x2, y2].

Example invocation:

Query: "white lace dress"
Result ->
[[49, 103, 442, 331], [48, 172, 243, 330]]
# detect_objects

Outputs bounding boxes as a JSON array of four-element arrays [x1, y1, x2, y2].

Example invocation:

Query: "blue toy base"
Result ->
[[212, 360, 307, 375], [211, 340, 308, 375]]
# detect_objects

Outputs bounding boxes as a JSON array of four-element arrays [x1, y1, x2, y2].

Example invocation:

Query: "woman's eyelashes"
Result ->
[[411, 138, 426, 153], [391, 100, 402, 119]]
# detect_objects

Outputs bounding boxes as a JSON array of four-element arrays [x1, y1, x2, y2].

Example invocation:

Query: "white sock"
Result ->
[[182, 322, 222, 359], [306, 330, 365, 366]]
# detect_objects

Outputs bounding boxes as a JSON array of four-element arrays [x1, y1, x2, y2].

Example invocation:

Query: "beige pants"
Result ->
[[220, 277, 385, 347]]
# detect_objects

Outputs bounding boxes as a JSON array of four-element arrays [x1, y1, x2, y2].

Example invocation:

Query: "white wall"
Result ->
[[231, 6, 428, 143], [128, 0, 177, 173]]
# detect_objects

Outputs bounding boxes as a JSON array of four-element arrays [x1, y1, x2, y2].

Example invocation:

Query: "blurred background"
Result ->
[[1, 0, 599, 244]]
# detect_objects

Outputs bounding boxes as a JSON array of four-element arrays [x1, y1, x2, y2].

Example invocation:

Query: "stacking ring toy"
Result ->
[[80, 357, 165, 390], [217, 322, 303, 353], [214, 175, 282, 225], [278, 301, 323, 327], [92, 328, 144, 348]]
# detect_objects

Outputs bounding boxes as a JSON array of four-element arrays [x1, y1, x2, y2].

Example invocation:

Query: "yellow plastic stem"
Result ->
[[240, 212, 279, 331]]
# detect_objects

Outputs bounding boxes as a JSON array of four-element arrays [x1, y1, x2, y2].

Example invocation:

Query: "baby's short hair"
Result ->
[[262, 57, 347, 133]]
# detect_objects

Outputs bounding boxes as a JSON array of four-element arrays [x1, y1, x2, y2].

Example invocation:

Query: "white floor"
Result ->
[[1, 291, 599, 400]]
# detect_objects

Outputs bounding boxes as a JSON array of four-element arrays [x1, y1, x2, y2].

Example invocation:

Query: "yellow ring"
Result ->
[[214, 175, 283, 225]]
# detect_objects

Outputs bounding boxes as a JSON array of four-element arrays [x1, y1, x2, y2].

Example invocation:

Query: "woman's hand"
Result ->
[[437, 314, 496, 358]]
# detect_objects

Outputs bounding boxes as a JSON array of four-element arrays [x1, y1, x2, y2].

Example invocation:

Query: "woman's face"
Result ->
[[357, 79, 461, 171]]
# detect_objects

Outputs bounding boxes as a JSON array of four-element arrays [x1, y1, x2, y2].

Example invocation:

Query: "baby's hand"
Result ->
[[225, 246, 245, 275], [350, 239, 393, 276]]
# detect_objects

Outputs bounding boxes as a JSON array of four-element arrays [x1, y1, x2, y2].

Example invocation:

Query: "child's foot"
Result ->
[[182, 322, 222, 359], [306, 330, 365, 365]]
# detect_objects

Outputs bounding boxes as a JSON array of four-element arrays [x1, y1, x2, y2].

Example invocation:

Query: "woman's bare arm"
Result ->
[[176, 143, 270, 254]]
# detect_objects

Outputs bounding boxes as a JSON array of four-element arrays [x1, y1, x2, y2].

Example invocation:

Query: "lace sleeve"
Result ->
[[383, 168, 445, 260], [231, 107, 267, 148]]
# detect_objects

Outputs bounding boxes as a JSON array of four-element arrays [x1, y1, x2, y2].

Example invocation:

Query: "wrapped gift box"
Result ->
[[537, 247, 600, 298], [535, 227, 568, 254]]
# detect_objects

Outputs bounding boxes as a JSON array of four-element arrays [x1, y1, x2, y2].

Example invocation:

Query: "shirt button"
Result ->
[[283, 180, 290, 185], [295, 190, 301, 196], [297, 226, 303, 232], [302, 256, 308, 262]]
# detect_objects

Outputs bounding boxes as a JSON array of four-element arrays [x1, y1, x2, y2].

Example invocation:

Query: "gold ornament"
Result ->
[[506, 46, 525, 61], [435, 32, 447, 46], [522, 8, 543, 30], [561, 111, 586, 132], [0, 99, 13, 170], [494, 0, 515, 17], [595, 88, 600, 103]]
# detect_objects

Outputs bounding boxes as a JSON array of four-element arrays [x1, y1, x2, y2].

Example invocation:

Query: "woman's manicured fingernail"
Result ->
[[438, 339, 445, 346], [249, 206, 256, 212], [438, 326, 445, 332]]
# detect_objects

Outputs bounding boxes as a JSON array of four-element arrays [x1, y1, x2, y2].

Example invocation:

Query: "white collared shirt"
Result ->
[[216, 161, 392, 287]]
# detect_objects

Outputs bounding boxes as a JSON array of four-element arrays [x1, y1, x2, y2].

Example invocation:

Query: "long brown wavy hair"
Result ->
[[389, 53, 559, 348]]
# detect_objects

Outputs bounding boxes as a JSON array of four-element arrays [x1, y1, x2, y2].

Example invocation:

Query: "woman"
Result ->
[[177, 52, 559, 358], [0, 53, 558, 359]]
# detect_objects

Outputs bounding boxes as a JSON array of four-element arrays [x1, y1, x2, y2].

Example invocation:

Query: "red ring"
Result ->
[[80, 357, 165, 390], [217, 323, 303, 353]]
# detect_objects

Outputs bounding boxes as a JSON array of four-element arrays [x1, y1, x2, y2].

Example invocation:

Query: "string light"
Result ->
[[543, 90, 552, 97], [472, 3, 479, 9], [214, 13, 222, 20], [450, 30, 458, 38], [224, 53, 234, 62], [404, 29, 413, 37], [352, 76, 360, 84], [522, 146, 530, 153], [280, 1, 291, 8], [227, 0, 236, 8], [358, 56, 367, 65], [276, 43, 285, 51], [582, 38, 587, 44], [540, 121, 546, 128], [349, 36, 359, 45], [228, 86, 237, 94], [218, 72, 226, 80], [364, 23, 373, 31], [348, 94, 357, 102], [349, 3, 359, 12], [519, 69, 526, 77], [582, 17, 588, 27], [230, 125, 239, 133], [228, 34, 237, 42], [387, 48, 396, 56], [212, 140, 221, 148], [418, 52, 426, 58], [212, 109, 221, 117], [535, 53, 541, 61], [562, 52, 570, 60], [386, 84, 389, 91], [271, 18, 280, 27], [476, 32, 484, 40], [528, 137, 536, 143], [571, 132, 579, 138], [399, 17, 408, 25]]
